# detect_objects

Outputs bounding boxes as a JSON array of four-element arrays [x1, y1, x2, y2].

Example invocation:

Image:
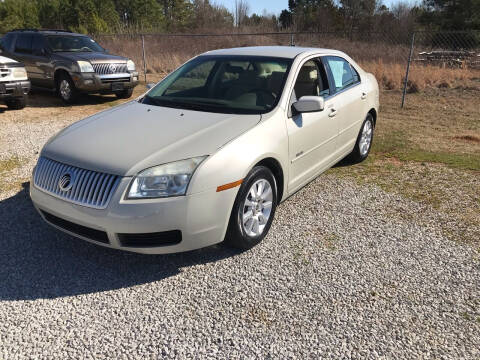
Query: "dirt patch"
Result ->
[[454, 135, 480, 143]]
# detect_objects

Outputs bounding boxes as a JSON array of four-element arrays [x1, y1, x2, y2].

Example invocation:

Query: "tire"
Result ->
[[6, 97, 27, 110], [57, 73, 78, 104], [224, 166, 277, 250], [115, 88, 134, 99], [347, 113, 374, 163]]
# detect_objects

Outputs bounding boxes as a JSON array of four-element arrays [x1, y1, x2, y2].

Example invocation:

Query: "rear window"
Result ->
[[0, 33, 15, 52]]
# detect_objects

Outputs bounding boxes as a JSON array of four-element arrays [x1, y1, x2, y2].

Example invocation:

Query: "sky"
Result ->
[[218, 0, 419, 16]]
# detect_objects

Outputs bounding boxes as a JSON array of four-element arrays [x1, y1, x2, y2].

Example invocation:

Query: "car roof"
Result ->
[[203, 46, 347, 59], [9, 29, 84, 36]]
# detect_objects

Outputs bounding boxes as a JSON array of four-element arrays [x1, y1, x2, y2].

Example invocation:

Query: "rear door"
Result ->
[[12, 33, 35, 79], [322, 56, 366, 156], [30, 34, 52, 87], [286, 58, 339, 192]]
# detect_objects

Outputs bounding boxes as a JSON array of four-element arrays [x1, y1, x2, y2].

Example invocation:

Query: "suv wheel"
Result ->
[[57, 74, 78, 104], [115, 88, 134, 99], [224, 166, 277, 250], [6, 97, 27, 110]]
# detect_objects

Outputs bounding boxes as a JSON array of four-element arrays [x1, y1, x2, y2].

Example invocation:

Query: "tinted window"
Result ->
[[325, 56, 359, 92], [32, 35, 47, 56], [15, 34, 33, 54], [143, 55, 292, 115], [0, 33, 15, 52]]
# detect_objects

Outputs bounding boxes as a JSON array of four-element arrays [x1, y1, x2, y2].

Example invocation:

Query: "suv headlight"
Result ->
[[77, 61, 94, 73], [13, 67, 27, 79], [127, 60, 135, 71], [126, 157, 206, 199]]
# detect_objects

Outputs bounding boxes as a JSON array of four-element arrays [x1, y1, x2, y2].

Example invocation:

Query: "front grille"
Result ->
[[118, 231, 182, 248], [92, 63, 128, 75], [41, 210, 109, 244], [34, 157, 120, 209]]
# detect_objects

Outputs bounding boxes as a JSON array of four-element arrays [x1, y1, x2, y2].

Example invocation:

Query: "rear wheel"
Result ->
[[348, 113, 374, 163], [57, 73, 78, 104], [6, 97, 27, 110], [115, 88, 134, 99], [224, 166, 277, 250]]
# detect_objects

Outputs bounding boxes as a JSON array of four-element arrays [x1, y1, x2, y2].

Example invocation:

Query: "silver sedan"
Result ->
[[30, 46, 379, 253]]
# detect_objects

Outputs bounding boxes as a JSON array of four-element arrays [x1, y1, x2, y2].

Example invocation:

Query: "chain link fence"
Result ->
[[95, 30, 480, 106]]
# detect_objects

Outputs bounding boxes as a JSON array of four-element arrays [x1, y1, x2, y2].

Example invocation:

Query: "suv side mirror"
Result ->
[[292, 96, 325, 113]]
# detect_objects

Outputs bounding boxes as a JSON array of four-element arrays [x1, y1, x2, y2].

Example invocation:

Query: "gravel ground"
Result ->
[[1, 95, 479, 359]]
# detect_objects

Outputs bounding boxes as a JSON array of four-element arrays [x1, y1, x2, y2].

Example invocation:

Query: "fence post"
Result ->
[[401, 32, 415, 108], [290, 33, 295, 46], [141, 34, 147, 83]]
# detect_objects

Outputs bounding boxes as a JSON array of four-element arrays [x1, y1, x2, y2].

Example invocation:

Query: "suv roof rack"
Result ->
[[10, 29, 73, 33]]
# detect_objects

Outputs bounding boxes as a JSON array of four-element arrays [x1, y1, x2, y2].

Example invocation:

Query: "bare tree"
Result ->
[[234, 0, 250, 27]]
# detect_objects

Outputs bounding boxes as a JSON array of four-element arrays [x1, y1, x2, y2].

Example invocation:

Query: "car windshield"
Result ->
[[46, 35, 104, 53], [143, 55, 292, 114]]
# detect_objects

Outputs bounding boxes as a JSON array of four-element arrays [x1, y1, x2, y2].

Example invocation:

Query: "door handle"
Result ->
[[361, 92, 367, 100], [328, 109, 337, 118]]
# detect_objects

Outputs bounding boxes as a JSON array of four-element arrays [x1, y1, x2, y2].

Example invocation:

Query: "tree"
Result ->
[[0, 0, 40, 33], [234, 0, 250, 27], [279, 9, 293, 29], [420, 0, 480, 30]]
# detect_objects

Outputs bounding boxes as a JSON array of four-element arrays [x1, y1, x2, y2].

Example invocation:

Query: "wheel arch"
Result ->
[[253, 157, 285, 204], [368, 108, 377, 127], [53, 68, 71, 87]]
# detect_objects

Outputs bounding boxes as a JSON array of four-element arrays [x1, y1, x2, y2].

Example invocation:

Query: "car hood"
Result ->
[[55, 52, 126, 63], [41, 101, 261, 176]]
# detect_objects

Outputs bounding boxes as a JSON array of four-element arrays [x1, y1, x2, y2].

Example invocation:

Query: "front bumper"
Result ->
[[30, 177, 238, 254], [72, 72, 139, 94], [0, 80, 30, 100]]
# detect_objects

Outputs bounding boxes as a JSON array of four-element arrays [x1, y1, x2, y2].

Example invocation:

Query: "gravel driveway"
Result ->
[[1, 96, 479, 359]]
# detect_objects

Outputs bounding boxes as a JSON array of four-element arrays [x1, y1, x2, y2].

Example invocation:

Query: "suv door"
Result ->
[[323, 56, 366, 156], [13, 33, 35, 78], [30, 34, 52, 87], [286, 58, 338, 193]]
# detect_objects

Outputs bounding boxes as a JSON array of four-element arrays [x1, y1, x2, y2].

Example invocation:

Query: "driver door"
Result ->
[[286, 58, 339, 193]]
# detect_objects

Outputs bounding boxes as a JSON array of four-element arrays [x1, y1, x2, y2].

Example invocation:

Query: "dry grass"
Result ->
[[98, 34, 480, 92]]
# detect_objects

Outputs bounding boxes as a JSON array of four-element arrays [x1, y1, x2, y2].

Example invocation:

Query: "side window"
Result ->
[[0, 33, 15, 52], [324, 56, 359, 93], [293, 59, 329, 100], [14, 34, 33, 54], [32, 35, 47, 56]]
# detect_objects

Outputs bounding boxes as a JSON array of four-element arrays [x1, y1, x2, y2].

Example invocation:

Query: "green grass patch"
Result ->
[[372, 130, 480, 171]]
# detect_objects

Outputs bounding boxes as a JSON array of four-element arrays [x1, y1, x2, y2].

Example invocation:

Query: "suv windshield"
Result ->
[[46, 35, 104, 53], [143, 55, 292, 114]]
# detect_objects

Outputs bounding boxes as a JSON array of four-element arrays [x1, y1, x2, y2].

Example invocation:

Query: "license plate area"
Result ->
[[111, 83, 124, 91]]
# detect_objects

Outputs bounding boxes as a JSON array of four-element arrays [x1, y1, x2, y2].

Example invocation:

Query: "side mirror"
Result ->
[[146, 83, 156, 90], [292, 96, 325, 114]]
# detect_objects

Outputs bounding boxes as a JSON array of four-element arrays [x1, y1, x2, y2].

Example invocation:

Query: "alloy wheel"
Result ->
[[242, 179, 273, 237]]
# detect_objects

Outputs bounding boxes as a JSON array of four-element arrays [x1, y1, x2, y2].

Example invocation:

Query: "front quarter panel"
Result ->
[[188, 110, 289, 201]]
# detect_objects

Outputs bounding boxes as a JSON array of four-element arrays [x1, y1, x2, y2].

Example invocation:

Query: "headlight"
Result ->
[[13, 67, 27, 79], [126, 157, 207, 199], [77, 61, 94, 73], [127, 60, 135, 71]]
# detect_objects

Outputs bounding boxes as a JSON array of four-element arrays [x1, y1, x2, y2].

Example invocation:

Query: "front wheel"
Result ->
[[6, 97, 27, 110], [224, 166, 277, 250], [348, 113, 374, 163], [115, 88, 134, 99], [57, 74, 78, 104]]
